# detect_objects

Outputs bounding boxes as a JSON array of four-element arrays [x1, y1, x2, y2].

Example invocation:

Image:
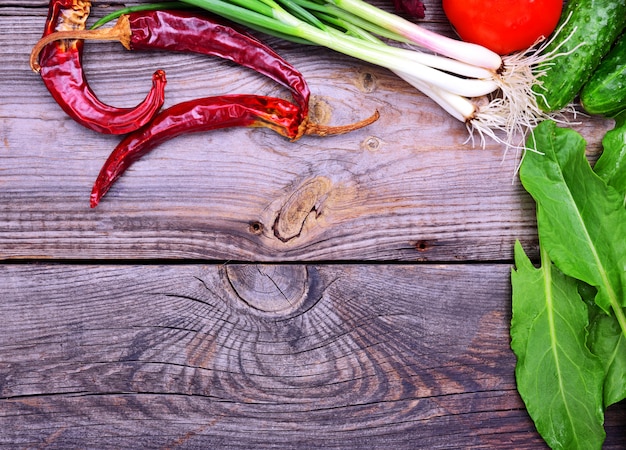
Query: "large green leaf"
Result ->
[[590, 113, 626, 407], [519, 120, 626, 314], [595, 111, 626, 201], [511, 241, 605, 449]]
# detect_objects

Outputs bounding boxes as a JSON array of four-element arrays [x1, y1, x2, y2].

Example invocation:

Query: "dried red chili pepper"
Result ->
[[89, 95, 299, 207], [125, 10, 310, 120], [31, 9, 310, 124], [89, 94, 379, 207], [34, 0, 166, 134]]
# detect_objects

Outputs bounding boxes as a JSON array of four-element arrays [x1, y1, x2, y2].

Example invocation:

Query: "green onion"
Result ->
[[95, 0, 559, 146], [175, 0, 559, 146]]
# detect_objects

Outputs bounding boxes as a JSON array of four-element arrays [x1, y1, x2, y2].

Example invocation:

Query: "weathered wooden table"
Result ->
[[1, 0, 624, 448]]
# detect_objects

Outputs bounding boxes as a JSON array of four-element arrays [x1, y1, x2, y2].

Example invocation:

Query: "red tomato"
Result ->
[[442, 0, 563, 55]]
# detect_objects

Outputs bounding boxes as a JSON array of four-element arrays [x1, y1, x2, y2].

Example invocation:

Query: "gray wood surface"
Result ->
[[1, 0, 624, 448], [0, 1, 612, 261]]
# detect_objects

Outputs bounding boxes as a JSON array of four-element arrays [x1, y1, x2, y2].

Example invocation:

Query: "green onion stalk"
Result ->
[[95, 0, 563, 147]]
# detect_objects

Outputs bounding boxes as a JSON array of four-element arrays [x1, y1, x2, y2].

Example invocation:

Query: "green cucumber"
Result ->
[[532, 0, 626, 112], [580, 33, 626, 117]]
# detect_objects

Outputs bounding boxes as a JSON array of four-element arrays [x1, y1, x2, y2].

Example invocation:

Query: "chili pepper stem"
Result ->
[[301, 109, 379, 139], [31, 14, 132, 72]]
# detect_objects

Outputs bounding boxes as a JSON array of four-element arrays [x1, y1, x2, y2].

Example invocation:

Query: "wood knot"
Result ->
[[248, 221, 264, 235], [225, 265, 309, 314], [308, 97, 332, 126], [362, 136, 382, 152], [357, 71, 378, 93], [273, 176, 333, 242], [415, 240, 433, 252]]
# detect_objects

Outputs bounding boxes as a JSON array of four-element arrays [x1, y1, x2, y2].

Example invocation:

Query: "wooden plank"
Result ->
[[2, 3, 623, 448], [0, 263, 623, 448], [0, 6, 614, 261]]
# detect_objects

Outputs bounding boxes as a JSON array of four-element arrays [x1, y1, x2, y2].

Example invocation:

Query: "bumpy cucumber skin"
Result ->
[[533, 0, 626, 112], [580, 33, 626, 117]]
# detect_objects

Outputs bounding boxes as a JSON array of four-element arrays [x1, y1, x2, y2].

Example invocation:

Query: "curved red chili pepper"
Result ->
[[32, 8, 310, 128], [90, 95, 302, 207], [125, 10, 310, 121], [89, 93, 379, 208], [37, 0, 166, 134]]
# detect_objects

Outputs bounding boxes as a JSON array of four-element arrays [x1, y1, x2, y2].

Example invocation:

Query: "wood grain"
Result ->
[[1, 263, 623, 448]]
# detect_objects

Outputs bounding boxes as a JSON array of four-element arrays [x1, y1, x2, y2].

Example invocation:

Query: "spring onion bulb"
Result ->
[[326, 0, 504, 70]]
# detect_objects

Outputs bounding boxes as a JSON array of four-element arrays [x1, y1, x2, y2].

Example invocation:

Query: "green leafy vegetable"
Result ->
[[512, 119, 626, 448], [511, 242, 605, 449], [589, 112, 626, 407], [594, 111, 626, 201], [519, 121, 626, 317]]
